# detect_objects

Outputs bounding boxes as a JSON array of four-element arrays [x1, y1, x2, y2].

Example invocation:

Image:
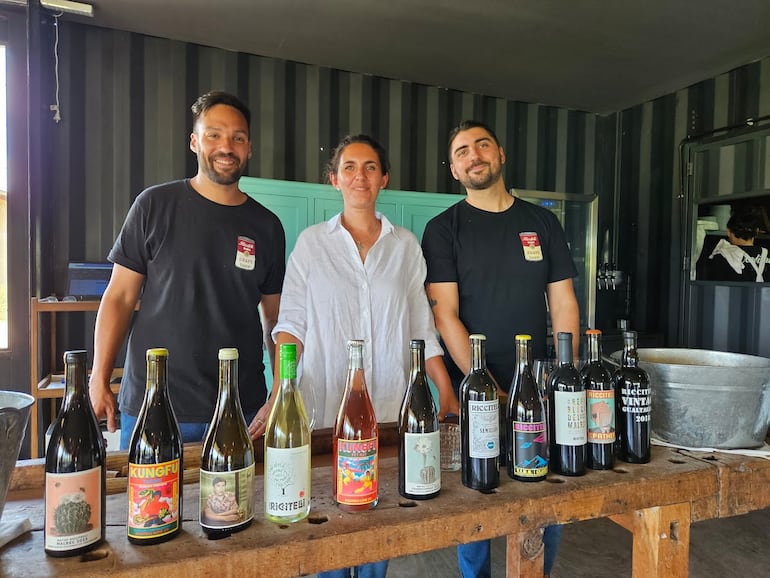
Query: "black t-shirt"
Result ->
[[422, 197, 577, 394], [701, 244, 769, 282], [110, 179, 286, 421]]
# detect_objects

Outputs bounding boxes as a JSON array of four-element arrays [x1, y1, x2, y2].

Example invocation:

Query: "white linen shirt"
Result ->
[[272, 212, 444, 429]]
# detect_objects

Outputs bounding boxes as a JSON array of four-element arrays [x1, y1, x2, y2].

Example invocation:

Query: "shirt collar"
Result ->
[[326, 212, 399, 239]]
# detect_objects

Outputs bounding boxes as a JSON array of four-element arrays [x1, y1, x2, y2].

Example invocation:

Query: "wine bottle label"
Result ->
[[127, 459, 181, 540], [403, 431, 441, 495], [468, 399, 499, 458], [264, 446, 310, 517], [619, 384, 652, 422], [512, 421, 548, 477], [587, 390, 616, 443], [336, 437, 378, 506], [554, 391, 588, 445], [44, 467, 102, 551], [200, 465, 255, 529]]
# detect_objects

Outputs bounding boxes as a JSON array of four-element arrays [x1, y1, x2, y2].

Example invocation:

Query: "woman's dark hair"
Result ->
[[727, 209, 760, 241], [191, 91, 251, 133], [447, 120, 501, 160], [325, 134, 390, 183]]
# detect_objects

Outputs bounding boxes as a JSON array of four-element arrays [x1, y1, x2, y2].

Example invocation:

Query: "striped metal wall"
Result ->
[[37, 19, 770, 351]]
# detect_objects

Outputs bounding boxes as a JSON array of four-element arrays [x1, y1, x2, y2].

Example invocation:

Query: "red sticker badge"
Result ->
[[235, 236, 256, 270], [519, 232, 543, 262]]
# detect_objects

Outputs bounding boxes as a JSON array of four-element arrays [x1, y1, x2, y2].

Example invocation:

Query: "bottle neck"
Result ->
[[470, 338, 486, 371], [515, 340, 530, 373], [622, 343, 639, 367], [346, 343, 366, 391], [279, 347, 298, 394], [146, 357, 168, 398], [217, 358, 240, 406], [63, 356, 88, 409], [409, 345, 426, 383], [587, 334, 602, 362], [557, 334, 573, 366]]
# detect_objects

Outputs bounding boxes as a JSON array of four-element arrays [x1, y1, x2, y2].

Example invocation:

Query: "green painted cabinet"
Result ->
[[239, 177, 462, 390]]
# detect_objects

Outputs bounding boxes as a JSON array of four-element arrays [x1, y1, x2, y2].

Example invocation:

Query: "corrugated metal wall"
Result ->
[[40, 22, 606, 283], [37, 19, 770, 352]]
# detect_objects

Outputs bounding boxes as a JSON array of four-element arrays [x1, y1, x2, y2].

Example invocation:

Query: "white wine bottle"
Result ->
[[264, 343, 311, 523], [398, 339, 440, 500], [44, 350, 106, 557], [200, 348, 255, 537], [127, 348, 183, 545]]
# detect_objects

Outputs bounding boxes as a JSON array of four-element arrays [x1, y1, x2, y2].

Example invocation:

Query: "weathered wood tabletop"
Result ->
[[2, 428, 768, 578]]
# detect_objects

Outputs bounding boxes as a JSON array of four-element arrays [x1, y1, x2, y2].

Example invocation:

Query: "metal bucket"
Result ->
[[609, 349, 770, 449], [0, 391, 34, 521]]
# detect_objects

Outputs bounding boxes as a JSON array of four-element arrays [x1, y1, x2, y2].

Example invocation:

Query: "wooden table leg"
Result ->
[[506, 527, 545, 577], [610, 502, 691, 577]]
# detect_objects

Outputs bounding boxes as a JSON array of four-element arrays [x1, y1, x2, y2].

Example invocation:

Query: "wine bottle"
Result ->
[[264, 343, 312, 523], [614, 330, 651, 463], [200, 348, 256, 537], [506, 335, 548, 482], [398, 339, 440, 500], [580, 329, 615, 470], [44, 350, 106, 557], [460, 334, 499, 491], [548, 332, 587, 476], [333, 339, 379, 511], [127, 348, 183, 545]]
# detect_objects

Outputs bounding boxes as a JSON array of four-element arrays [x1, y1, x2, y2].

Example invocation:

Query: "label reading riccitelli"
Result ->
[[512, 421, 548, 477], [127, 459, 180, 540], [336, 437, 378, 505], [468, 399, 499, 458], [264, 446, 310, 517], [45, 467, 102, 551]]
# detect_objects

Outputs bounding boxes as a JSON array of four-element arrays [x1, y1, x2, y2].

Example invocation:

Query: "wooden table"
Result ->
[[2, 431, 769, 578]]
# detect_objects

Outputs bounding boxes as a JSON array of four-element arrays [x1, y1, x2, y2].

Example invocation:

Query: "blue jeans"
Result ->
[[317, 560, 389, 578], [119, 412, 257, 450], [457, 525, 562, 577]]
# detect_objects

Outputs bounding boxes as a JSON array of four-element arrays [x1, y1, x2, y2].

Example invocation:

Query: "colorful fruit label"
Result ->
[[264, 446, 310, 518], [512, 421, 548, 477], [127, 459, 180, 540], [336, 437, 378, 506], [200, 465, 255, 529], [587, 389, 616, 443], [45, 467, 102, 551], [404, 431, 441, 495]]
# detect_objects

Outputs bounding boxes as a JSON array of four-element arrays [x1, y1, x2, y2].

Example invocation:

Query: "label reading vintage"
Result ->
[[554, 391, 587, 445], [200, 465, 255, 529], [468, 399, 499, 459], [45, 467, 102, 551], [587, 389, 616, 443], [127, 459, 180, 540], [264, 446, 310, 517], [619, 385, 652, 422], [336, 437, 378, 506], [512, 421, 548, 477], [404, 431, 441, 495]]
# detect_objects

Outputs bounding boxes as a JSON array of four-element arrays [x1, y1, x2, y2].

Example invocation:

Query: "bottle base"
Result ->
[[45, 538, 104, 558], [203, 518, 253, 539], [265, 510, 310, 524], [128, 528, 181, 546], [336, 499, 378, 512], [399, 491, 440, 500], [619, 455, 651, 464]]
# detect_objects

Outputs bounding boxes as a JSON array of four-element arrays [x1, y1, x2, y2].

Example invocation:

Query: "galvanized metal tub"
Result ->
[[609, 348, 770, 449]]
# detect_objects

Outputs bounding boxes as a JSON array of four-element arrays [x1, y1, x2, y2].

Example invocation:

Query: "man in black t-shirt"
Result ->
[[421, 120, 579, 578], [88, 91, 285, 449]]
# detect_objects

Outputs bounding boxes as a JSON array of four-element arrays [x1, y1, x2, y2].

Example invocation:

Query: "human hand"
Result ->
[[437, 391, 460, 421], [247, 400, 273, 440], [88, 378, 119, 432]]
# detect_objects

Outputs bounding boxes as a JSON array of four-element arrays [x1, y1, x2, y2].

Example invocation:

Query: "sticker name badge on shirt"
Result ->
[[519, 232, 543, 262], [235, 236, 256, 270]]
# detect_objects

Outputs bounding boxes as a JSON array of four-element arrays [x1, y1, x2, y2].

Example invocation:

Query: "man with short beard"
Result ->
[[421, 120, 579, 578], [89, 91, 285, 449]]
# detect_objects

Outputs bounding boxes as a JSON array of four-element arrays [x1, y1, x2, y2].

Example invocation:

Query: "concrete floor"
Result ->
[[353, 507, 769, 577]]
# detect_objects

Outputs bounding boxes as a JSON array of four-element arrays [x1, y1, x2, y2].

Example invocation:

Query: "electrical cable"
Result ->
[[50, 11, 63, 123]]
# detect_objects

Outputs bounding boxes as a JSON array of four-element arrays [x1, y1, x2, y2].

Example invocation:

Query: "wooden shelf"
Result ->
[[29, 298, 124, 458]]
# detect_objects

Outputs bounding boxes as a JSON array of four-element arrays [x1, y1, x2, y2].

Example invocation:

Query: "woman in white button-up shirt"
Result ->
[[267, 134, 460, 432]]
